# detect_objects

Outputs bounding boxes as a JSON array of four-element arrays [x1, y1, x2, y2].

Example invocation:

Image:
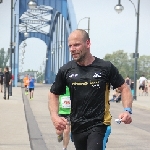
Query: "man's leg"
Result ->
[[4, 84, 6, 99], [0, 83, 3, 92], [72, 131, 88, 150], [25, 85, 27, 94], [142, 86, 145, 95], [26, 86, 28, 95], [103, 126, 111, 149], [29, 89, 32, 99], [87, 125, 110, 150], [31, 89, 34, 99], [8, 85, 10, 100], [63, 124, 70, 150]]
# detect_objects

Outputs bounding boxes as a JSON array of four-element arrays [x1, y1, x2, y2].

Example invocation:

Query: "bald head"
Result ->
[[68, 29, 90, 42]]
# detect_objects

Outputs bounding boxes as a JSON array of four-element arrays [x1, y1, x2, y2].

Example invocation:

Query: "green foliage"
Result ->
[[0, 48, 9, 69], [138, 55, 150, 78], [104, 50, 150, 80]]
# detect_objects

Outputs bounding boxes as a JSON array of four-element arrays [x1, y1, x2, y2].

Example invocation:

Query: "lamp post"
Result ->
[[9, 0, 14, 96], [114, 0, 140, 100], [77, 17, 90, 35]]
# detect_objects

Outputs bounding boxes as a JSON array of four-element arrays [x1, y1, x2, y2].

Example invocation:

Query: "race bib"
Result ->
[[61, 96, 71, 108]]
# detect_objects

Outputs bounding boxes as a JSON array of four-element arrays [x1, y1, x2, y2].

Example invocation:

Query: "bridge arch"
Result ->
[[13, 0, 74, 86]]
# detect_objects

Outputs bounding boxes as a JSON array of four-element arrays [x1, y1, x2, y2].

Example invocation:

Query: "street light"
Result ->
[[114, 0, 124, 14], [77, 17, 90, 35], [9, 0, 14, 96], [24, 32, 29, 38], [114, 0, 140, 100], [24, 25, 29, 38], [28, 0, 37, 9]]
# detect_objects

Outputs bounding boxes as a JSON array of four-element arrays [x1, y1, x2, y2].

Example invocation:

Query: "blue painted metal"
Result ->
[[14, 0, 75, 86]]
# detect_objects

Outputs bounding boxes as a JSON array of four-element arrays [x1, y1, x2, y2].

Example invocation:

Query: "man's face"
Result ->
[[68, 31, 90, 62]]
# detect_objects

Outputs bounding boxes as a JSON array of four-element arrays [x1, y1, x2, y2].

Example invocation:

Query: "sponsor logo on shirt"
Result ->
[[93, 73, 101, 78], [69, 74, 78, 78]]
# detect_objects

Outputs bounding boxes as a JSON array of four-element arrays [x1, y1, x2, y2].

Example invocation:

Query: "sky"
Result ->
[[0, 0, 150, 71]]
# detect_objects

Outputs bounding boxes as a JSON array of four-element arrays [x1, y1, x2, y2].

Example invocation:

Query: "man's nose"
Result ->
[[69, 46, 75, 52]]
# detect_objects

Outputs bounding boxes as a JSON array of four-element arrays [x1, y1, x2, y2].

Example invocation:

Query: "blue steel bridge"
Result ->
[[12, 0, 77, 86]]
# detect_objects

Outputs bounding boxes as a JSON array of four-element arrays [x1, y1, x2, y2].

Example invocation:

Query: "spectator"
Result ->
[[3, 66, 12, 100]]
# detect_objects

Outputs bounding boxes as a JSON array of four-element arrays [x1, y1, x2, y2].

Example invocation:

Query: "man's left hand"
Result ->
[[119, 111, 132, 124]]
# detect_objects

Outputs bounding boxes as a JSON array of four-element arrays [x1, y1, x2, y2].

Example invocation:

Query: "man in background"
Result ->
[[28, 76, 35, 100], [0, 68, 4, 92], [23, 74, 29, 95], [3, 66, 12, 100], [139, 75, 147, 96], [125, 76, 131, 87]]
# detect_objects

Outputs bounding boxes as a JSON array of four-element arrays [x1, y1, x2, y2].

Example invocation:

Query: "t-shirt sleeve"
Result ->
[[109, 63, 125, 89], [50, 68, 66, 95]]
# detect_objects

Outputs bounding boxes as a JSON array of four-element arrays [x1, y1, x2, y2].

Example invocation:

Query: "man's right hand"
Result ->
[[51, 115, 68, 131]]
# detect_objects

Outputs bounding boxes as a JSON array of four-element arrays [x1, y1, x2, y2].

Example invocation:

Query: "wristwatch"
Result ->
[[124, 108, 132, 114]]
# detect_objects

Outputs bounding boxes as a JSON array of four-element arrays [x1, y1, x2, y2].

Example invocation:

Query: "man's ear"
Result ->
[[86, 39, 91, 48]]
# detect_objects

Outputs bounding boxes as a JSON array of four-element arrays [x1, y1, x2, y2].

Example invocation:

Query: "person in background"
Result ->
[[23, 74, 29, 95], [28, 76, 35, 100], [144, 85, 148, 96], [56, 86, 71, 150], [125, 76, 131, 87], [3, 66, 12, 100], [0, 68, 4, 93], [139, 75, 147, 96], [110, 88, 121, 103], [130, 81, 134, 98]]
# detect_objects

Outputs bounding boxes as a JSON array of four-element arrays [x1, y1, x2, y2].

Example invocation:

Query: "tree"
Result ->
[[104, 50, 150, 80], [104, 50, 130, 78], [0, 48, 9, 69], [138, 55, 150, 79]]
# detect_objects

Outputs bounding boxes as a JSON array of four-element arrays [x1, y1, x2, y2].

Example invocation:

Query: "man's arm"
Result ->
[[48, 92, 67, 131], [118, 83, 132, 124], [118, 83, 132, 108], [48, 92, 59, 118]]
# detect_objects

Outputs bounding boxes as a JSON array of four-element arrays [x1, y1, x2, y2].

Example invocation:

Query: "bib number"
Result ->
[[61, 96, 71, 108]]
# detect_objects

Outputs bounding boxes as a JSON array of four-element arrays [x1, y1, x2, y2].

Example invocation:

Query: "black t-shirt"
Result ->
[[50, 57, 125, 133], [0, 72, 4, 83], [4, 72, 12, 85]]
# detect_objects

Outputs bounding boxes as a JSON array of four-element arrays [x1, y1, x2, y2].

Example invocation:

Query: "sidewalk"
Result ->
[[0, 87, 31, 150]]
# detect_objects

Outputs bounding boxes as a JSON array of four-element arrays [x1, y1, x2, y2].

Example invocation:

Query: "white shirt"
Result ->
[[139, 77, 147, 85]]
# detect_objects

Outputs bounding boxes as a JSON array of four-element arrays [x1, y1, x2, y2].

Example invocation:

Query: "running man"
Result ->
[[23, 74, 29, 95], [48, 29, 132, 150], [56, 86, 71, 150], [0, 68, 4, 92], [28, 76, 35, 100]]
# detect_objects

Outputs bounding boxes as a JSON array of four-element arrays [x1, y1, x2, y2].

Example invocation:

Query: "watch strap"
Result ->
[[124, 107, 132, 114]]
